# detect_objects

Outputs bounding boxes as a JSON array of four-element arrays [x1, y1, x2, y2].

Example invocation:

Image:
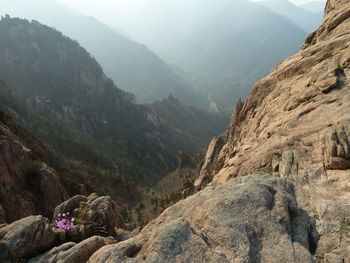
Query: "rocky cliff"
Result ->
[[196, 0, 350, 261], [0, 111, 92, 224]]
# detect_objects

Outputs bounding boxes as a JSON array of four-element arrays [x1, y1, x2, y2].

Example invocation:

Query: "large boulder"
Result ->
[[89, 175, 318, 263], [0, 193, 121, 262], [53, 193, 122, 241], [29, 236, 114, 263], [0, 215, 56, 261]]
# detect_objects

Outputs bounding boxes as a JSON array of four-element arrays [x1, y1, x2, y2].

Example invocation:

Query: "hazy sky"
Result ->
[[56, 0, 325, 11], [253, 0, 325, 4], [54, 0, 327, 30], [290, 0, 324, 4]]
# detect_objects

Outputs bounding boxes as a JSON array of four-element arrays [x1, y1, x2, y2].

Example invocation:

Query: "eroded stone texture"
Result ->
[[0, 216, 56, 261], [196, 0, 350, 261], [89, 175, 318, 263], [53, 193, 122, 240], [29, 236, 114, 263], [0, 192, 120, 262]]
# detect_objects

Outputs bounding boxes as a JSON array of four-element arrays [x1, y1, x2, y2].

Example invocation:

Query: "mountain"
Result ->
[[0, 91, 93, 223], [180, 0, 307, 110], [0, 79, 148, 223], [259, 0, 323, 32], [84, 0, 307, 110], [0, 16, 228, 186], [300, 1, 326, 13], [0, 0, 208, 106], [0, 79, 223, 227], [2, 1, 350, 262], [196, 0, 350, 260], [149, 96, 229, 153]]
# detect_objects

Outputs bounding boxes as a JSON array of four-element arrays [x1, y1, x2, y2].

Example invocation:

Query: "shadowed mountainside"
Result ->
[[0, 16, 229, 187], [0, 0, 209, 106]]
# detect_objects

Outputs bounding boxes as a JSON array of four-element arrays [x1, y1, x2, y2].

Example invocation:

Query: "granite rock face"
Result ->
[[195, 133, 227, 190], [89, 175, 318, 263], [197, 0, 350, 261]]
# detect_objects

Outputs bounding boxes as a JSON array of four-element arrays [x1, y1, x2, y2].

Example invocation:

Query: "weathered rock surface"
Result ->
[[88, 175, 318, 263], [0, 215, 56, 261], [0, 192, 120, 262], [0, 112, 92, 224], [29, 236, 114, 263], [197, 0, 350, 261], [194, 133, 227, 190], [53, 193, 122, 240]]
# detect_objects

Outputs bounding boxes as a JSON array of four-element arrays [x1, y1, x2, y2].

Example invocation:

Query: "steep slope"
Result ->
[[0, 16, 227, 186], [0, 81, 145, 224], [180, 0, 307, 110], [0, 16, 172, 185], [196, 0, 350, 261], [0, 0, 207, 105], [149, 96, 230, 153], [259, 0, 323, 32], [0, 106, 92, 224]]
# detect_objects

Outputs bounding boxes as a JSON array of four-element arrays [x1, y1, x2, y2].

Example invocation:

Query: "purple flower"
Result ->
[[54, 212, 75, 230]]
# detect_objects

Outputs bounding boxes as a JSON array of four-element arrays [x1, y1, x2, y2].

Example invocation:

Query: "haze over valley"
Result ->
[[0, 0, 327, 228], [5, 1, 350, 263]]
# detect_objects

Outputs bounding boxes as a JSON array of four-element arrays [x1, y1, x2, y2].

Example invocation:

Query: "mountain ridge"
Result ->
[[196, 0, 350, 260], [0, 0, 208, 106], [0, 15, 228, 186], [259, 0, 323, 32]]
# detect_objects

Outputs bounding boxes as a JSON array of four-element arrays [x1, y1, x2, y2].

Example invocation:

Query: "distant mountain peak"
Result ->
[[259, 0, 323, 32]]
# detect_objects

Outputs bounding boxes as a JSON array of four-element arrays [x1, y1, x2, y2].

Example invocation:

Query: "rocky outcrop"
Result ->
[[88, 175, 318, 263], [194, 133, 227, 189], [53, 193, 122, 240], [0, 193, 120, 262], [324, 126, 350, 169], [197, 0, 350, 261], [0, 112, 91, 224]]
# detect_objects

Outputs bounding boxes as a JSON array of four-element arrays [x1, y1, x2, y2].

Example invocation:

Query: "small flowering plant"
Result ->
[[54, 212, 75, 230]]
